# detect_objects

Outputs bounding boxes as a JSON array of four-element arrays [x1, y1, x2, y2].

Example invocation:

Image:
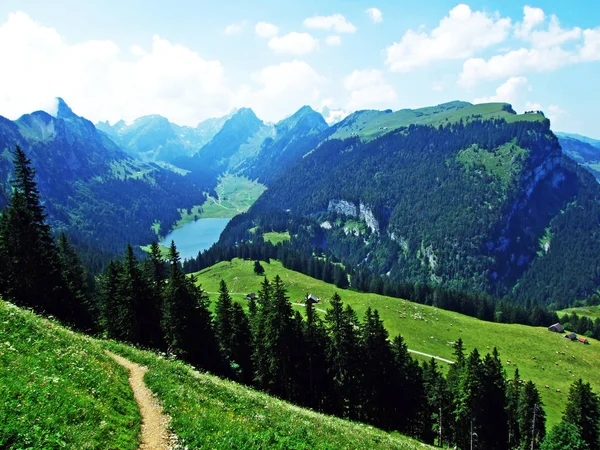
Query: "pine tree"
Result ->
[[506, 368, 522, 448], [162, 241, 222, 373], [325, 293, 363, 420], [559, 379, 600, 450], [361, 308, 395, 429], [518, 381, 546, 450], [56, 233, 95, 331], [479, 348, 508, 449], [0, 146, 72, 322], [214, 279, 234, 370], [100, 260, 134, 341], [253, 260, 265, 275], [261, 275, 296, 400], [302, 298, 331, 412], [230, 302, 253, 384]]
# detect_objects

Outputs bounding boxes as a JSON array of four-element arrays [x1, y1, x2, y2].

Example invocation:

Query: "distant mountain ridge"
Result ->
[[97, 112, 232, 163], [0, 99, 206, 258], [556, 132, 600, 181]]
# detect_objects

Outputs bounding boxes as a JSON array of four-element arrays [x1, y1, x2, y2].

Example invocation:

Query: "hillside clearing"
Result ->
[[193, 258, 600, 427]]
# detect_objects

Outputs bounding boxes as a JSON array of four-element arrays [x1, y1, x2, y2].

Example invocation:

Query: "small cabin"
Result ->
[[548, 323, 565, 333], [565, 332, 578, 341], [578, 337, 590, 345], [305, 294, 320, 304], [246, 292, 257, 301]]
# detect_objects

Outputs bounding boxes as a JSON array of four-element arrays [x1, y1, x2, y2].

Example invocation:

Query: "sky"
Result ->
[[0, 1, 599, 137]]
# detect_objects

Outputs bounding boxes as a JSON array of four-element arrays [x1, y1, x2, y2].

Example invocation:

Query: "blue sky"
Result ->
[[0, 1, 599, 137]]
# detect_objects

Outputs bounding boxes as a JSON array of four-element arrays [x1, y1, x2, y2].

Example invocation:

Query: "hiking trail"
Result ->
[[106, 350, 175, 450]]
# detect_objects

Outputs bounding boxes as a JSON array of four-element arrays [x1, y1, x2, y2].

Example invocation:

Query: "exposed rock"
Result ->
[[320, 220, 332, 230], [359, 202, 379, 233], [328, 199, 358, 217]]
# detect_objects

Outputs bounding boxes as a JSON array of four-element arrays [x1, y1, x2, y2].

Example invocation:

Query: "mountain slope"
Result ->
[[0, 300, 140, 449], [193, 258, 600, 427], [245, 105, 329, 185], [0, 298, 431, 450], [0, 99, 207, 255], [218, 102, 600, 307]]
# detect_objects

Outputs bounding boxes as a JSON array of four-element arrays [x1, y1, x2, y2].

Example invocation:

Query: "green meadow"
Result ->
[[193, 258, 600, 427], [0, 301, 140, 449]]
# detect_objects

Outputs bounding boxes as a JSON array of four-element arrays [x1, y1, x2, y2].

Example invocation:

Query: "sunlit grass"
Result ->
[[0, 301, 140, 449], [193, 258, 600, 427]]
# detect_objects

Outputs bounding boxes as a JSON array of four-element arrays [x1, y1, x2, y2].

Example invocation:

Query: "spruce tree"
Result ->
[[214, 279, 235, 370], [518, 381, 546, 450], [253, 260, 265, 275], [559, 379, 600, 450], [303, 298, 331, 412], [162, 241, 222, 373], [57, 233, 95, 330], [0, 146, 72, 322], [506, 368, 522, 448], [230, 302, 253, 384]]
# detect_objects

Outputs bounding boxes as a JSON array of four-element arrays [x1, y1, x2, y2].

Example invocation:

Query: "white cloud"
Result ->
[[268, 32, 319, 55], [366, 8, 383, 24], [325, 35, 341, 46], [0, 12, 230, 125], [255, 21, 279, 38], [304, 14, 357, 33], [385, 4, 511, 72], [514, 6, 545, 37], [344, 69, 397, 110], [224, 21, 246, 36], [473, 76, 529, 104], [460, 7, 597, 87], [581, 28, 600, 61], [547, 104, 566, 124], [237, 60, 326, 121]]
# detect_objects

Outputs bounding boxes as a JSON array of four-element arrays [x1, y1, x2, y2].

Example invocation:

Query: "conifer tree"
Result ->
[[100, 260, 134, 341], [506, 368, 522, 448], [214, 279, 235, 374], [518, 381, 546, 450], [302, 298, 331, 412], [325, 293, 363, 420], [252, 277, 273, 389], [162, 241, 221, 373], [557, 379, 600, 450], [260, 275, 296, 400], [0, 146, 73, 322], [253, 260, 265, 275], [230, 302, 253, 384], [57, 233, 95, 330], [361, 308, 395, 429]]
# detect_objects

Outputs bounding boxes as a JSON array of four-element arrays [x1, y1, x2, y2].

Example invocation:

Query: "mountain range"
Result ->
[[2, 98, 600, 307]]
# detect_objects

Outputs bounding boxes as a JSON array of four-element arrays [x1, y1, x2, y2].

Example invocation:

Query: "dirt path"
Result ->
[[106, 351, 173, 450], [407, 349, 454, 364]]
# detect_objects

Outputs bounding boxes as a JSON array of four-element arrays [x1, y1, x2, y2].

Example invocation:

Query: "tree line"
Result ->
[[182, 237, 559, 330]]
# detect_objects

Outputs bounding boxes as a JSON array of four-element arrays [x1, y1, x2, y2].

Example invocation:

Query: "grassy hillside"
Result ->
[[193, 259, 600, 427], [557, 305, 600, 320], [105, 341, 433, 450], [1, 299, 431, 450], [0, 301, 140, 449], [329, 101, 546, 141], [175, 174, 266, 227]]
